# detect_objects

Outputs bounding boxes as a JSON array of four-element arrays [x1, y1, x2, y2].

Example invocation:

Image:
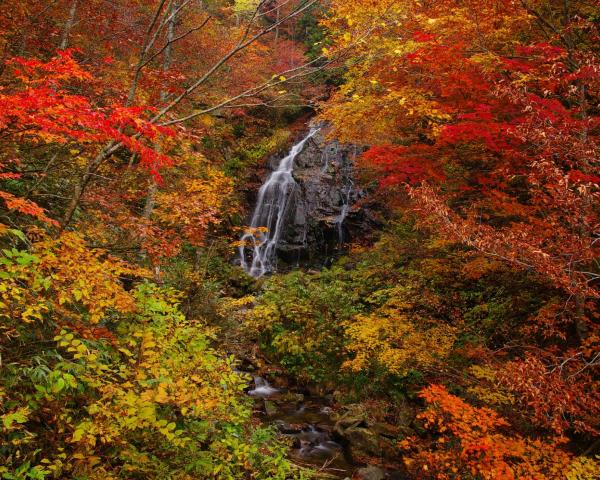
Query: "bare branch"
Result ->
[[138, 16, 212, 71], [149, 0, 318, 123]]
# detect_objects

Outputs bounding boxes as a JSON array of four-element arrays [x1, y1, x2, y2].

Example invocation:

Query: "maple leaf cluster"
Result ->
[[322, 0, 600, 476]]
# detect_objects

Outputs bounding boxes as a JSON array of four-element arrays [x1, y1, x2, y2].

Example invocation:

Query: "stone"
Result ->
[[264, 400, 278, 416], [334, 404, 369, 431], [373, 422, 400, 439], [251, 124, 375, 270], [356, 466, 385, 480], [278, 391, 304, 403], [344, 427, 382, 457], [387, 469, 410, 480], [333, 404, 398, 460], [274, 420, 302, 435]]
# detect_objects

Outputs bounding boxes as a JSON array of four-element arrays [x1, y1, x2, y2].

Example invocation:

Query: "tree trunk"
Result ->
[[60, 141, 114, 229], [139, 1, 179, 281], [142, 0, 178, 221], [60, 0, 79, 50], [275, 6, 280, 45]]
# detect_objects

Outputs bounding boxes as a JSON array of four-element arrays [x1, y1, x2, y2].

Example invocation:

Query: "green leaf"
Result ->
[[53, 377, 66, 393], [72, 428, 85, 442]]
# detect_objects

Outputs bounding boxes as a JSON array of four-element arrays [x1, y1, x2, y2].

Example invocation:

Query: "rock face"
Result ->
[[240, 123, 382, 274], [270, 127, 369, 269]]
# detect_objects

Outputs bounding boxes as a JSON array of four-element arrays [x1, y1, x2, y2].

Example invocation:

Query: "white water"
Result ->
[[335, 146, 360, 244], [336, 180, 353, 244], [248, 376, 279, 397], [239, 128, 318, 277]]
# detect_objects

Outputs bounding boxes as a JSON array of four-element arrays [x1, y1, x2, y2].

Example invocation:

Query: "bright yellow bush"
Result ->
[[343, 286, 456, 376]]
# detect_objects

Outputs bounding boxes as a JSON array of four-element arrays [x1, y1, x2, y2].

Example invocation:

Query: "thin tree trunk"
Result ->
[[60, 0, 79, 50], [142, 181, 159, 219], [275, 6, 280, 45], [139, 1, 179, 282], [61, 141, 115, 228], [142, 0, 178, 223], [575, 82, 590, 342]]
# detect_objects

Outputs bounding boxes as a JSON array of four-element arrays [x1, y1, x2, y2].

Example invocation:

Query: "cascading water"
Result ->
[[248, 376, 279, 397], [335, 146, 357, 244], [239, 128, 319, 277], [336, 181, 353, 244]]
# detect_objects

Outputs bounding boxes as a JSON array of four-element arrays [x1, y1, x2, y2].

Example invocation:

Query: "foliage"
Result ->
[[566, 456, 600, 480], [0, 50, 171, 180], [0, 234, 302, 479], [343, 285, 457, 376], [320, 0, 600, 473], [322, 0, 600, 301], [244, 269, 359, 384], [403, 384, 573, 479]]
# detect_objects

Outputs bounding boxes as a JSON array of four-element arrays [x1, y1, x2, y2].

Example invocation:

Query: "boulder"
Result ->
[[356, 466, 385, 480], [343, 426, 383, 458], [334, 404, 398, 459], [333, 403, 370, 430], [273, 420, 302, 435], [278, 392, 304, 403]]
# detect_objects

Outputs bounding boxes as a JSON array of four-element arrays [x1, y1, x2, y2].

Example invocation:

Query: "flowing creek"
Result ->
[[247, 376, 355, 477]]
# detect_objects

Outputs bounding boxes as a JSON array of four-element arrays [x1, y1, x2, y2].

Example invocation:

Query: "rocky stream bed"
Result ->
[[246, 376, 410, 480]]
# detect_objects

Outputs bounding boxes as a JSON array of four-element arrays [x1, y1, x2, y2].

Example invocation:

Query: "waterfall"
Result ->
[[239, 128, 319, 277], [335, 146, 357, 244], [336, 181, 353, 244]]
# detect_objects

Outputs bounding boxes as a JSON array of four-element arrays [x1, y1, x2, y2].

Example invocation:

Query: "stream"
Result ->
[[239, 128, 404, 479], [248, 376, 355, 477]]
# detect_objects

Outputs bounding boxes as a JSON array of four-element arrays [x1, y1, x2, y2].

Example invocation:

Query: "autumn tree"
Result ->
[[321, 0, 600, 471], [0, 1, 331, 477]]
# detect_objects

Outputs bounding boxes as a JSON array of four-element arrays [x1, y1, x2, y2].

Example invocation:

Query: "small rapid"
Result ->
[[248, 376, 279, 397], [246, 376, 351, 476]]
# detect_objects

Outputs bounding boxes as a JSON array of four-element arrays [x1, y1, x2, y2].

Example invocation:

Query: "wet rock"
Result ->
[[279, 392, 304, 403], [395, 400, 417, 432], [315, 423, 334, 435], [344, 427, 382, 457], [334, 404, 370, 430], [274, 420, 300, 434], [387, 468, 410, 479], [356, 466, 385, 480], [373, 422, 400, 439], [258, 125, 374, 269]]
